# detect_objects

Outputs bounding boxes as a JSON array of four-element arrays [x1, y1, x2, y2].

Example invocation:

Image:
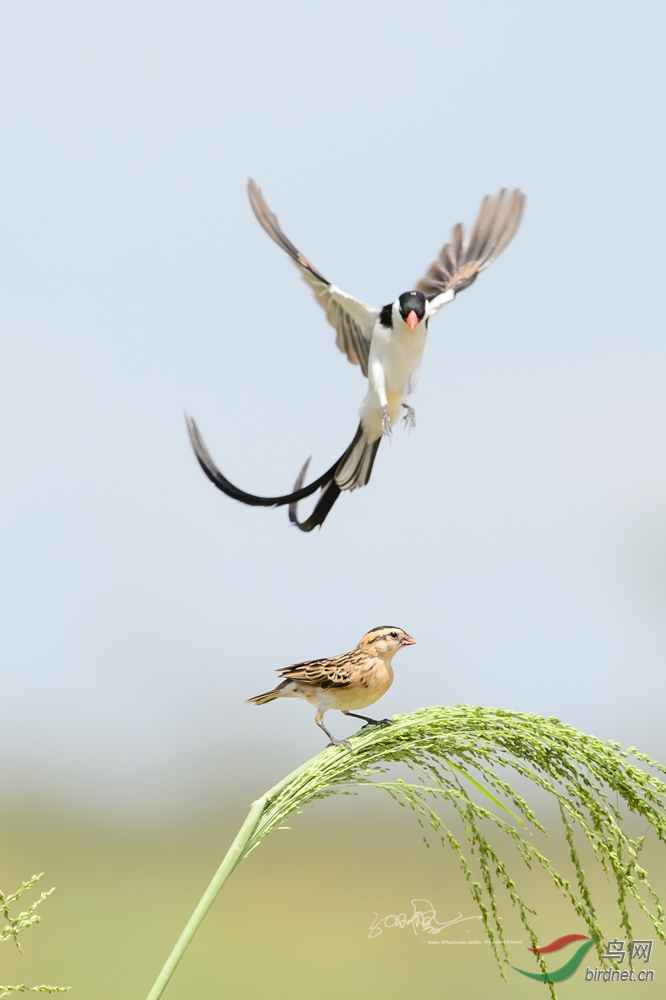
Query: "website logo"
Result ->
[[512, 935, 656, 984], [586, 939, 655, 983], [512, 934, 598, 983]]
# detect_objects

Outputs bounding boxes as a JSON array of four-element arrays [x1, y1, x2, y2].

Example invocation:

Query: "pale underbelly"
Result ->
[[317, 683, 387, 712], [360, 339, 424, 439], [359, 388, 405, 440]]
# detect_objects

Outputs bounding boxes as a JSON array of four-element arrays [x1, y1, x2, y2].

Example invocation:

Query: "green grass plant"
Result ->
[[0, 874, 69, 997], [145, 705, 666, 1000]]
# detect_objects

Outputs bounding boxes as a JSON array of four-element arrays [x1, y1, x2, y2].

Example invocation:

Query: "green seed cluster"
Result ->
[[245, 705, 666, 1000], [0, 875, 70, 998]]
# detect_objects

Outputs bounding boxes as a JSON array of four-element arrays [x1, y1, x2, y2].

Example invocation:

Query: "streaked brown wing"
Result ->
[[416, 188, 525, 300], [247, 179, 378, 376], [277, 652, 355, 688]]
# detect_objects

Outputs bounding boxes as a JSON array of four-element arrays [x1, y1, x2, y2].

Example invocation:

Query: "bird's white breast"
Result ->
[[372, 321, 426, 385], [360, 316, 427, 434]]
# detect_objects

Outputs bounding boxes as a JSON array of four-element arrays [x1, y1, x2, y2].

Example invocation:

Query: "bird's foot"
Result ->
[[362, 717, 392, 729], [382, 408, 392, 440], [401, 404, 416, 432], [327, 737, 352, 750]]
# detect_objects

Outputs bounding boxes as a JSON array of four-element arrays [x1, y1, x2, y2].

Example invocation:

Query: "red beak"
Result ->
[[401, 634, 417, 646], [405, 310, 419, 331]]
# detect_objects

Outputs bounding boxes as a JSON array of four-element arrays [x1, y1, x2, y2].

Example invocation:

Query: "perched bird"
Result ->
[[247, 626, 416, 748], [187, 180, 525, 531]]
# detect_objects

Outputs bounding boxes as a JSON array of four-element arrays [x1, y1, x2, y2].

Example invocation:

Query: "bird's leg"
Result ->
[[371, 360, 392, 441], [316, 712, 351, 750], [401, 403, 416, 431], [343, 710, 392, 728]]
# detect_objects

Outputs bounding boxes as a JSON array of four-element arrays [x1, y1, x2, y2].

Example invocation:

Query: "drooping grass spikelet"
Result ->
[[0, 875, 70, 998], [146, 705, 666, 1000], [242, 706, 666, 998]]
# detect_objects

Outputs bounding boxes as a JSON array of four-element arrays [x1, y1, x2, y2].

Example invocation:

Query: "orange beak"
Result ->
[[405, 310, 419, 331], [401, 634, 417, 646]]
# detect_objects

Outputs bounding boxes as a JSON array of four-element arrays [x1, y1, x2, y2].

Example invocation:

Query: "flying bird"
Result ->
[[187, 180, 525, 530], [247, 626, 416, 747]]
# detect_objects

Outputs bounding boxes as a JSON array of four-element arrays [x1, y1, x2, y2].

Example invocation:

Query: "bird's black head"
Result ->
[[398, 291, 426, 330]]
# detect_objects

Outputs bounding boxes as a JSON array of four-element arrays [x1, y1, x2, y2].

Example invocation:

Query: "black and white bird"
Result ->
[[187, 180, 525, 531]]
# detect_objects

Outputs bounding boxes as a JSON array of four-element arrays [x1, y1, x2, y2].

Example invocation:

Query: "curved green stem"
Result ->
[[143, 751, 324, 1000]]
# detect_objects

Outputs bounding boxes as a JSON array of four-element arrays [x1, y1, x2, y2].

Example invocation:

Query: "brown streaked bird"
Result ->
[[247, 626, 416, 748]]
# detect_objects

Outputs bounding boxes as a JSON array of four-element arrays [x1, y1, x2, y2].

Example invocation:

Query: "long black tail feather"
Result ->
[[186, 415, 338, 507], [289, 423, 380, 532], [288, 459, 341, 532]]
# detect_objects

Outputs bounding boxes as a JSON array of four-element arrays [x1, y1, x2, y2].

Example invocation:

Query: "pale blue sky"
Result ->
[[1, 0, 666, 818]]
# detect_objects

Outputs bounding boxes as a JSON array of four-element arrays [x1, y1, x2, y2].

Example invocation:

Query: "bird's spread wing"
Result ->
[[277, 653, 355, 688], [247, 179, 378, 376], [417, 189, 525, 315]]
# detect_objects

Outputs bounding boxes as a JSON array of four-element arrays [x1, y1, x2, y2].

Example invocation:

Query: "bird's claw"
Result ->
[[362, 718, 392, 729], [382, 409, 392, 440], [328, 738, 352, 750], [401, 404, 416, 432]]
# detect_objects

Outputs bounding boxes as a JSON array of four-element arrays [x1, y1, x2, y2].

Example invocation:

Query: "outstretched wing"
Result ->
[[417, 189, 525, 316], [277, 654, 354, 688], [248, 179, 378, 376]]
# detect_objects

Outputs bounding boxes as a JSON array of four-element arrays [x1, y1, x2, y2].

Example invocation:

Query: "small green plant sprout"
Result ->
[[145, 706, 666, 1000], [0, 874, 70, 998]]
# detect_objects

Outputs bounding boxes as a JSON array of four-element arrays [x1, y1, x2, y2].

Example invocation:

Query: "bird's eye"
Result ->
[[390, 631, 398, 639]]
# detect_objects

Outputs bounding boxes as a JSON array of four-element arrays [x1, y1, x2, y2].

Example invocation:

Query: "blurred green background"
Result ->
[[3, 791, 665, 998]]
